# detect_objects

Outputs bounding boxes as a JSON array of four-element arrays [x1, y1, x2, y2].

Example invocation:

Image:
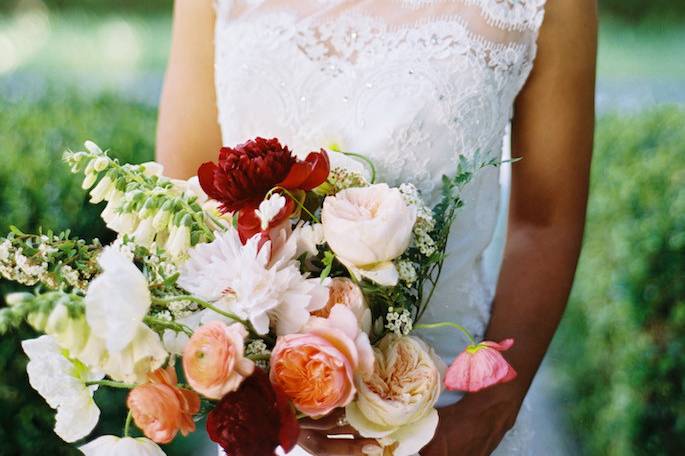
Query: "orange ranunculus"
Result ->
[[127, 366, 200, 444], [182, 321, 254, 400]]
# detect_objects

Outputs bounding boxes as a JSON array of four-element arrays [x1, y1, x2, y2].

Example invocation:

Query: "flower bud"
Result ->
[[92, 156, 110, 173], [84, 140, 103, 155], [141, 162, 165, 177], [82, 173, 98, 190], [152, 206, 172, 231], [5, 292, 32, 307], [90, 175, 114, 204], [132, 218, 156, 247], [138, 197, 159, 218], [166, 224, 191, 258]]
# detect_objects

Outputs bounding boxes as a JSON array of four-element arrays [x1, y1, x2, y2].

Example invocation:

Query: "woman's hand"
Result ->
[[297, 409, 382, 456], [421, 385, 525, 456]]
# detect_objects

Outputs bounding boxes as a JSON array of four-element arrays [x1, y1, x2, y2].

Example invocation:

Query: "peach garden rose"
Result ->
[[270, 305, 374, 417], [183, 321, 255, 399]]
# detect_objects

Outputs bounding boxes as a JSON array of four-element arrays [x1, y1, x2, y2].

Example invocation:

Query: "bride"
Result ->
[[155, 0, 597, 454]]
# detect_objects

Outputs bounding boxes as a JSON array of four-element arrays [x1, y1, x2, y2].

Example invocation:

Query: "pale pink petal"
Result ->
[[444, 339, 517, 393], [482, 338, 514, 351]]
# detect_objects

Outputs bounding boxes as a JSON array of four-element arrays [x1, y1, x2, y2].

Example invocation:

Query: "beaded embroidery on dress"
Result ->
[[214, 1, 545, 454]]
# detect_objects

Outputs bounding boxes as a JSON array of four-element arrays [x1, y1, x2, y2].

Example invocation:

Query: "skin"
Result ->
[[157, 0, 597, 454]]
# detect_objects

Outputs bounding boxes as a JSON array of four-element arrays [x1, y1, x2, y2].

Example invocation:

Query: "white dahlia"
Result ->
[[178, 229, 329, 336]]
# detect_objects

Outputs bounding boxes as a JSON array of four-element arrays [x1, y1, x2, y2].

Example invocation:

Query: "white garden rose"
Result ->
[[80, 436, 166, 456], [346, 335, 446, 456], [22, 335, 103, 443], [321, 184, 416, 286]]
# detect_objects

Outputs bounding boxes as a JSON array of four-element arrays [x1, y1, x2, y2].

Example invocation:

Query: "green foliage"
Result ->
[[0, 90, 210, 455], [555, 107, 685, 456], [1, 0, 171, 14]]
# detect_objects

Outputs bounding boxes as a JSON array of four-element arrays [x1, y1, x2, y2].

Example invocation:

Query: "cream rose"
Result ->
[[321, 184, 416, 286], [346, 335, 446, 456]]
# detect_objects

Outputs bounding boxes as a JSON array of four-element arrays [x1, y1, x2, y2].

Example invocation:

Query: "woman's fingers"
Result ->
[[299, 409, 345, 430], [298, 429, 381, 456]]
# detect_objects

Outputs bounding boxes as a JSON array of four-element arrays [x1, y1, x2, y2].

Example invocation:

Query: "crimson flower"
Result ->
[[207, 368, 300, 456], [198, 137, 329, 244]]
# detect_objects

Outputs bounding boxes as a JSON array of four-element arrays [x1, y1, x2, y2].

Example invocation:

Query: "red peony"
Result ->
[[198, 137, 330, 244], [207, 368, 300, 456], [198, 138, 296, 214]]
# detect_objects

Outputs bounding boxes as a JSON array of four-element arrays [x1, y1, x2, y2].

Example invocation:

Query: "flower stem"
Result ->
[[144, 315, 193, 336], [338, 150, 377, 184], [268, 187, 320, 224], [86, 380, 137, 389], [151, 295, 261, 339], [414, 321, 477, 345], [247, 353, 271, 362], [124, 410, 133, 437]]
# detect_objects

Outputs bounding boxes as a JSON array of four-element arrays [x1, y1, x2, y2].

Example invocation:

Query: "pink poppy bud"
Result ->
[[444, 339, 517, 393]]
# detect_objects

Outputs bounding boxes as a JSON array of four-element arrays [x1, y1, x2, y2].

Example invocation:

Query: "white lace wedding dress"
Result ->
[[214, 0, 546, 454]]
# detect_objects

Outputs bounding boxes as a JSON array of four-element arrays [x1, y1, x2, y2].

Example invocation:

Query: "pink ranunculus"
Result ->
[[183, 321, 255, 400], [444, 339, 517, 393], [127, 367, 201, 444]]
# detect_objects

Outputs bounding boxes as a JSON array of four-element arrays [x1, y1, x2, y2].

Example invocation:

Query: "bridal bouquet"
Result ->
[[0, 138, 517, 456]]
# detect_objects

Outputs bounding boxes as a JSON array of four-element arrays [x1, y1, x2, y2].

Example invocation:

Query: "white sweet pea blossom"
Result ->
[[22, 335, 103, 443], [80, 436, 166, 456], [82, 246, 167, 382], [86, 246, 151, 352], [178, 228, 329, 335], [254, 193, 287, 230]]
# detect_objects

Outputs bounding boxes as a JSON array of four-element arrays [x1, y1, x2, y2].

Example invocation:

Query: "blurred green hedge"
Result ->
[[0, 91, 205, 455], [599, 0, 685, 21], [3, 0, 685, 19], [556, 107, 685, 455]]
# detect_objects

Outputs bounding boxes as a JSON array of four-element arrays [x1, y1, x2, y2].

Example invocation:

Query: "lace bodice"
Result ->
[[214, 1, 544, 453]]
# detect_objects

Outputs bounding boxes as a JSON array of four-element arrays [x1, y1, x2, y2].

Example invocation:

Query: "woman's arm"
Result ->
[[425, 0, 598, 454], [156, 0, 223, 179]]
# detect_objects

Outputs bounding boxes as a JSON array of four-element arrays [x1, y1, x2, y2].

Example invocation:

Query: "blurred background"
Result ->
[[0, 0, 684, 455]]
